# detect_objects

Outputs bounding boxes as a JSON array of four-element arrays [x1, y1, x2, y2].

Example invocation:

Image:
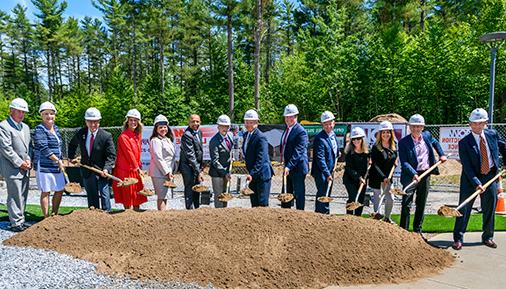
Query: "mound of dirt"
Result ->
[[4, 208, 454, 289], [369, 113, 407, 123]]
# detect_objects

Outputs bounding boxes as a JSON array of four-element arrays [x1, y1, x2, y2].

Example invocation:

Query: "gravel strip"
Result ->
[[0, 222, 217, 289]]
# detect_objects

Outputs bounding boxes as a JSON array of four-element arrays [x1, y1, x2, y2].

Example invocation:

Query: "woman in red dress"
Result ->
[[113, 109, 146, 210]]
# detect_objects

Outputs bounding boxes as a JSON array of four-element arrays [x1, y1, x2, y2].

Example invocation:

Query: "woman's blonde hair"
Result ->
[[344, 137, 369, 154], [375, 130, 396, 150], [123, 117, 144, 135]]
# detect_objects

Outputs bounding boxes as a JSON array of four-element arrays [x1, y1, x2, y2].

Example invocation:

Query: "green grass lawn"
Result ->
[[1, 204, 506, 233]]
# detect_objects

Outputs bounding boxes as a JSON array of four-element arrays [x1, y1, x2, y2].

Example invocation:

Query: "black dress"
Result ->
[[343, 151, 369, 216], [369, 144, 397, 190]]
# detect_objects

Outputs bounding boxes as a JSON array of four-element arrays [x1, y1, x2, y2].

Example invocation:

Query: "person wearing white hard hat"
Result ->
[[369, 121, 397, 222], [0, 98, 31, 231], [312, 111, 340, 214], [209, 114, 234, 208], [452, 108, 506, 250], [33, 101, 65, 218], [179, 114, 204, 210], [399, 114, 446, 233], [68, 107, 116, 212], [343, 127, 369, 216], [279, 104, 309, 210], [243, 109, 274, 207], [112, 109, 146, 210], [148, 114, 175, 211]]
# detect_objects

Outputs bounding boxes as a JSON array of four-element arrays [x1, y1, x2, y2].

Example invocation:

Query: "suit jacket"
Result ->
[[459, 129, 506, 191], [148, 136, 176, 178], [0, 118, 31, 179], [243, 128, 274, 181], [311, 130, 337, 180], [398, 131, 445, 186], [179, 127, 203, 175], [280, 122, 309, 174], [209, 132, 233, 178], [68, 127, 116, 178], [33, 124, 63, 173]]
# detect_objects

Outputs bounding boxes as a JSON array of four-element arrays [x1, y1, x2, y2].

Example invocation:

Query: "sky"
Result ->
[[0, 0, 103, 22]]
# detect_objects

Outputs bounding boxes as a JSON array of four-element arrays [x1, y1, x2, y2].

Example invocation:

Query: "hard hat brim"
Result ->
[[469, 118, 488, 123], [284, 112, 298, 117], [409, 122, 425, 126], [10, 105, 29, 112], [85, 117, 102, 121], [217, 122, 231, 126]]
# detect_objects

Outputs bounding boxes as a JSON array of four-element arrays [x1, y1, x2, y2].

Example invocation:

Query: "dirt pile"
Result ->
[[4, 208, 454, 289]]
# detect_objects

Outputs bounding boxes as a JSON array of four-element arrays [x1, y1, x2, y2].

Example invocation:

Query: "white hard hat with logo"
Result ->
[[378, 120, 393, 131], [39, 101, 57, 113], [469, 108, 489, 123], [154, 114, 168, 125], [320, 111, 335, 123], [9, 98, 29, 112], [351, 127, 366, 139], [217, 114, 231, 126], [243, 109, 259, 121], [283, 104, 299, 117], [409, 114, 425, 126], [125, 109, 141, 120], [84, 107, 102, 120]]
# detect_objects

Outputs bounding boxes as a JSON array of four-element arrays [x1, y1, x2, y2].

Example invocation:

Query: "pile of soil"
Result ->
[[4, 208, 454, 289], [369, 113, 407, 123]]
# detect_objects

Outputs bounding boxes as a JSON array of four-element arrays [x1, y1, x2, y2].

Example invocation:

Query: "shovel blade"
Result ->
[[437, 206, 462, 217], [64, 182, 82, 194], [278, 193, 294, 203], [346, 202, 363, 211], [317, 196, 333, 203]]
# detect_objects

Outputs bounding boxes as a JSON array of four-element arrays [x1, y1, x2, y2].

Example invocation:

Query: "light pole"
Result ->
[[480, 32, 506, 125]]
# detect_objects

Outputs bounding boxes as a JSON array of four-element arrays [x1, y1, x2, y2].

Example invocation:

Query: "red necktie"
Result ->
[[89, 133, 95, 156], [225, 137, 231, 150], [280, 127, 289, 162], [480, 135, 490, 174]]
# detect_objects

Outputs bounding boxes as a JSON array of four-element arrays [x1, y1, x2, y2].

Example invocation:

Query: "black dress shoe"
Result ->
[[452, 241, 463, 250], [9, 225, 25, 233], [483, 239, 497, 248]]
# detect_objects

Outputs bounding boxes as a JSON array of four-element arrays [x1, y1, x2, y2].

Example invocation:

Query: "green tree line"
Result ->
[[0, 0, 505, 127]]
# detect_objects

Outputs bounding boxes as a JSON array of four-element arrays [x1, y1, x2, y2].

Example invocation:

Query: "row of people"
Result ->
[[0, 98, 504, 250]]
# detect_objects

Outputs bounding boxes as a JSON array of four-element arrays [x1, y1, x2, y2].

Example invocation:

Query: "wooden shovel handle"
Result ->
[[403, 153, 452, 193], [225, 161, 233, 194], [79, 164, 121, 182], [456, 170, 505, 211], [354, 164, 372, 203]]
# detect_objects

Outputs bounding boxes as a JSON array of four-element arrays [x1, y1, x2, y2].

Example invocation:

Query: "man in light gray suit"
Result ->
[[209, 115, 233, 208], [0, 98, 31, 232]]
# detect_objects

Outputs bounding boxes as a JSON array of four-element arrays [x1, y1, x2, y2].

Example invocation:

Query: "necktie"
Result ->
[[480, 135, 490, 174], [89, 133, 95, 156], [225, 136, 231, 150], [244, 133, 251, 153], [280, 127, 289, 162]]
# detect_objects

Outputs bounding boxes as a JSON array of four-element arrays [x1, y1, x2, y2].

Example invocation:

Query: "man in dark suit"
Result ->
[[280, 104, 309, 210], [453, 108, 506, 250], [68, 107, 116, 212], [243, 109, 274, 207], [399, 114, 446, 232], [180, 114, 204, 209], [209, 114, 233, 208], [311, 111, 339, 214]]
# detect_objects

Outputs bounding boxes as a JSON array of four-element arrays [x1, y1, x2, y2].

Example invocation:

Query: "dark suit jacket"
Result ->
[[179, 127, 203, 176], [209, 132, 232, 177], [459, 129, 506, 192], [398, 131, 445, 186], [280, 122, 309, 174], [243, 128, 274, 181], [311, 130, 337, 179], [68, 127, 116, 177]]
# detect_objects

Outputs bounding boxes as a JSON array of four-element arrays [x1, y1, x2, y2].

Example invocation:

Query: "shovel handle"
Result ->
[[403, 153, 452, 193], [456, 170, 505, 211], [79, 164, 122, 182], [283, 170, 287, 195], [225, 161, 233, 194], [353, 164, 372, 204]]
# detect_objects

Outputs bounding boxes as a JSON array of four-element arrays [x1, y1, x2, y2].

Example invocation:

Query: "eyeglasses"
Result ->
[[351, 138, 362, 141]]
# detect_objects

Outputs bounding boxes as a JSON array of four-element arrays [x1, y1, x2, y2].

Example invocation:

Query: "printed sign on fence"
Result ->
[[439, 127, 470, 160]]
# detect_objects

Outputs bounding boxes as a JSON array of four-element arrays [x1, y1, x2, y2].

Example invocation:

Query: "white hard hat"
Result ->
[[84, 107, 102, 120], [154, 114, 168, 125], [320, 111, 335, 123], [351, 127, 366, 139], [9, 98, 29, 112], [469, 108, 489, 123], [39, 101, 57, 113], [217, 114, 231, 126], [378, 120, 393, 131], [283, 104, 299, 117], [243, 109, 259, 121], [125, 109, 141, 120], [409, 114, 425, 125]]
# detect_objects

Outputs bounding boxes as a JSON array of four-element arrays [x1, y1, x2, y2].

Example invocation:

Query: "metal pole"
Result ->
[[489, 46, 497, 126]]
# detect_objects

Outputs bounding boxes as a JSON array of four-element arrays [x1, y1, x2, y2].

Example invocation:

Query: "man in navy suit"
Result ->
[[399, 114, 446, 232], [243, 109, 274, 207], [452, 108, 506, 250], [280, 104, 309, 210], [311, 111, 339, 214]]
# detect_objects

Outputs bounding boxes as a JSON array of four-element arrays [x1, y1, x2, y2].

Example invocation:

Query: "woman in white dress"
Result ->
[[33, 102, 65, 218], [148, 115, 176, 210]]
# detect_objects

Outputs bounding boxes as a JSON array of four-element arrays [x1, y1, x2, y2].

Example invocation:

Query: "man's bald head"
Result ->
[[189, 114, 201, 131]]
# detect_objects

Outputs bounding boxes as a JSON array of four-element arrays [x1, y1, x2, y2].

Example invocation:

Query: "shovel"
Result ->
[[137, 170, 155, 196], [278, 170, 294, 203], [402, 154, 452, 195], [63, 170, 82, 194], [345, 164, 371, 211], [438, 169, 505, 217], [217, 161, 234, 203], [240, 179, 254, 196], [79, 163, 138, 187], [163, 176, 177, 188], [371, 164, 397, 216], [317, 155, 340, 203]]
